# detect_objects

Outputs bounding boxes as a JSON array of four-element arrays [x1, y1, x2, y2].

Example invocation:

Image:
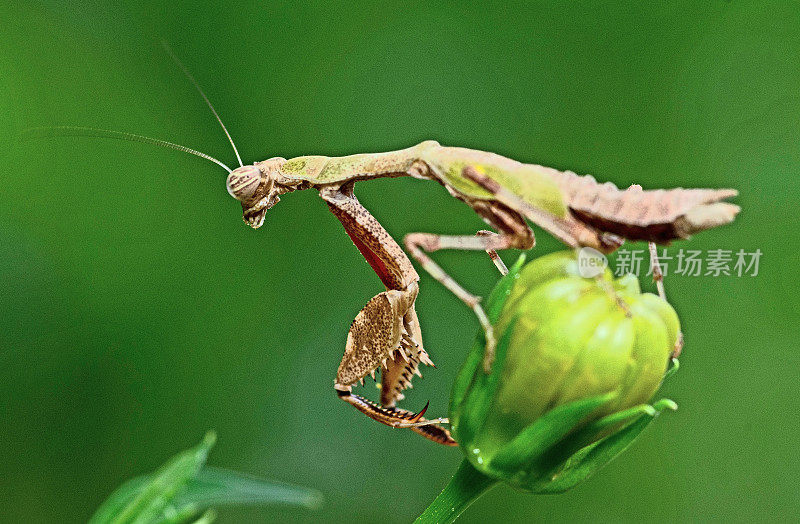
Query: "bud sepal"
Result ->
[[449, 250, 681, 493]]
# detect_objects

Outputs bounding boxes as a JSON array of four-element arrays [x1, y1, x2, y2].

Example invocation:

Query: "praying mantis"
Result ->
[[28, 46, 740, 447]]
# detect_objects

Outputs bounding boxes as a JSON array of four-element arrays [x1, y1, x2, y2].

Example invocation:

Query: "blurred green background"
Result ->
[[1, 2, 798, 522]]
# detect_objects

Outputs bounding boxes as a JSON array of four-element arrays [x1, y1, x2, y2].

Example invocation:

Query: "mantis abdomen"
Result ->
[[546, 168, 739, 243], [417, 145, 739, 245]]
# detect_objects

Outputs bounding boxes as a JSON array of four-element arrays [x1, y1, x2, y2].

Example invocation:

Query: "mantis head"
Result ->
[[226, 160, 286, 228]]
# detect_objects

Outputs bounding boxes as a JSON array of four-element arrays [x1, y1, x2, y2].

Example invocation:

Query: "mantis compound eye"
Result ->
[[226, 165, 262, 202]]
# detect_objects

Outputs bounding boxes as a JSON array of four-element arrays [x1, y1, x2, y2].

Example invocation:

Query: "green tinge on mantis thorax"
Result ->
[[277, 141, 569, 220], [418, 145, 569, 218], [279, 141, 439, 183]]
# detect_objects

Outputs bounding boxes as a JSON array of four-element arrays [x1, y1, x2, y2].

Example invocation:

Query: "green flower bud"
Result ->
[[449, 251, 680, 493]]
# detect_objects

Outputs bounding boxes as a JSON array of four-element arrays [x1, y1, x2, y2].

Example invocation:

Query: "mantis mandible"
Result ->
[[28, 46, 740, 446]]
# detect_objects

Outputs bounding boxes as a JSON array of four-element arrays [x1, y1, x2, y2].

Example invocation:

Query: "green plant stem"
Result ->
[[415, 459, 498, 524]]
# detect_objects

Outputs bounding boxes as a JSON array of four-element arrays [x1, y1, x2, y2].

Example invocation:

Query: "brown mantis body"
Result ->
[[224, 142, 738, 446], [31, 47, 739, 447]]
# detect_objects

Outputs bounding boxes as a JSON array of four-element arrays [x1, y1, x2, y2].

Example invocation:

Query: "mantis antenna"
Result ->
[[23, 126, 233, 173], [24, 43, 243, 174], [161, 41, 244, 168]]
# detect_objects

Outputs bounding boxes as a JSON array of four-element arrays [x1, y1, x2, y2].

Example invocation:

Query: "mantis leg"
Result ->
[[319, 184, 455, 445], [648, 242, 667, 301], [477, 230, 509, 275], [404, 212, 534, 372], [648, 242, 684, 357], [332, 285, 455, 445]]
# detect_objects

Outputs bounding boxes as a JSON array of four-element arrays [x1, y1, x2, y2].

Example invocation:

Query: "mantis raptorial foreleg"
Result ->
[[319, 184, 457, 445]]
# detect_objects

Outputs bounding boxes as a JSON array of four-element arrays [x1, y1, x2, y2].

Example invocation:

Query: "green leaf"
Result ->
[[555, 403, 658, 458], [486, 254, 526, 323], [90, 432, 321, 524], [90, 432, 216, 524], [533, 399, 676, 493], [189, 509, 216, 524], [655, 398, 678, 410], [664, 358, 680, 380], [155, 503, 203, 524], [173, 467, 322, 510], [452, 319, 516, 450], [449, 255, 524, 436], [131, 432, 217, 524], [488, 392, 616, 478], [89, 477, 151, 524], [449, 334, 487, 436]]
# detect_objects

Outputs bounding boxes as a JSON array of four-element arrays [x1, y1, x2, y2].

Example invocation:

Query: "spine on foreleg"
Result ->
[[548, 170, 740, 243]]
